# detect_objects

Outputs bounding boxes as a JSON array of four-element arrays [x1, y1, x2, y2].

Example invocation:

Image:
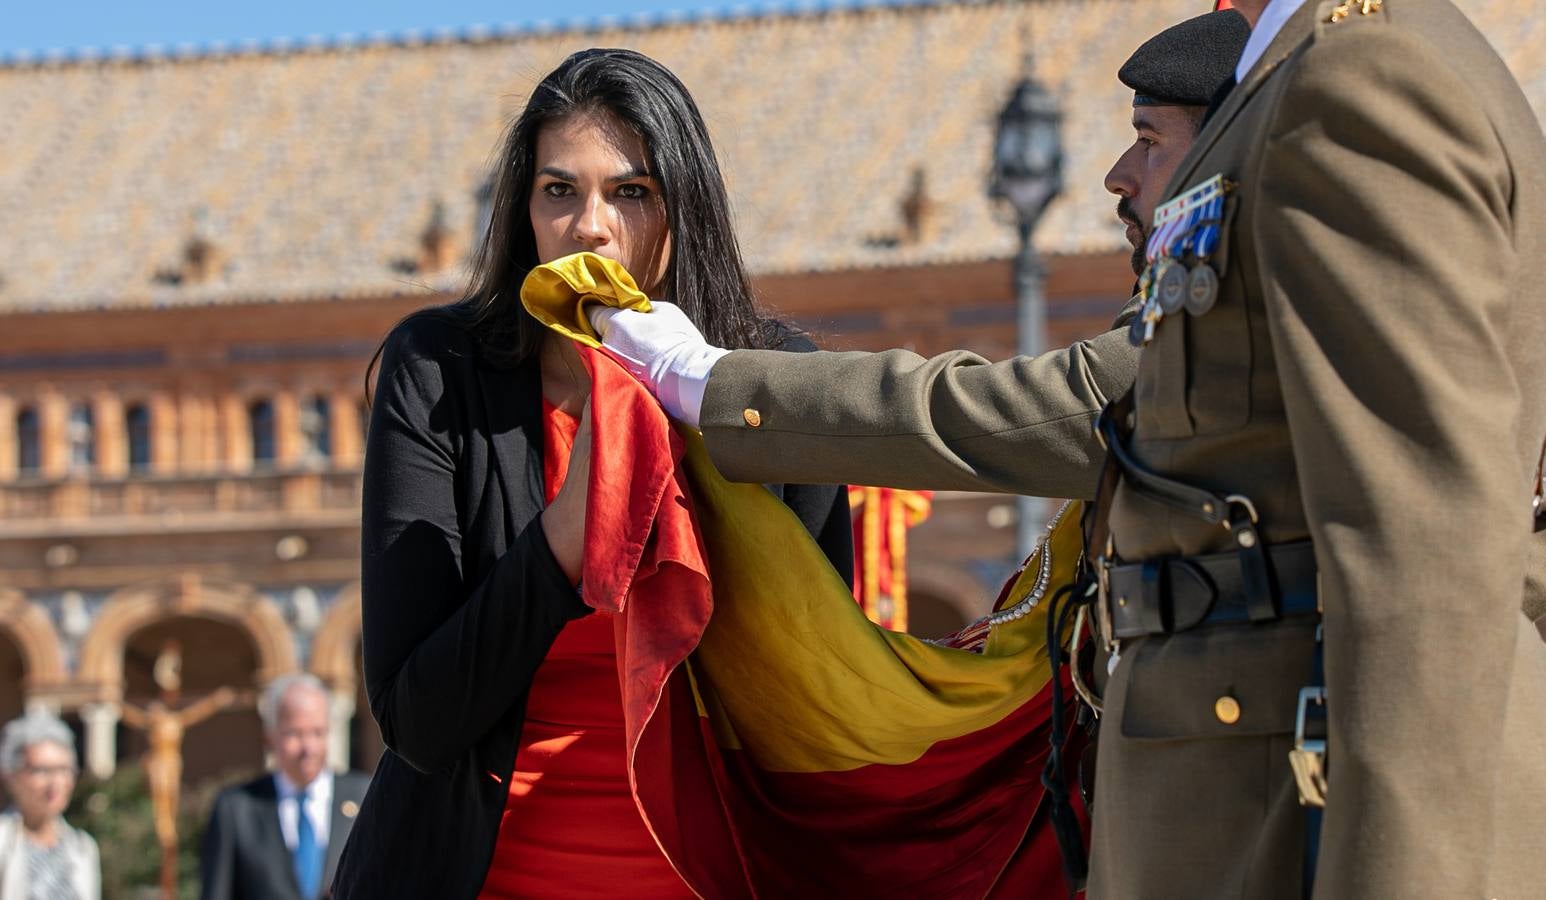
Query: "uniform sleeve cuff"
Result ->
[[670, 346, 730, 429]]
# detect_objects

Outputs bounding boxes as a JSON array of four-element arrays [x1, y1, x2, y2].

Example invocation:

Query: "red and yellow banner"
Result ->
[[523, 253, 1084, 899], [849, 485, 933, 630]]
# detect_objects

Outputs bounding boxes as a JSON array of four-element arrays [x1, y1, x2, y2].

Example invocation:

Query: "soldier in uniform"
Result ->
[[1107, 10, 1250, 279], [592, 1, 1546, 897]]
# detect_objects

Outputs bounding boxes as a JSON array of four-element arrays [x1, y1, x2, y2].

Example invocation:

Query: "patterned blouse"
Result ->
[[24, 837, 78, 900]]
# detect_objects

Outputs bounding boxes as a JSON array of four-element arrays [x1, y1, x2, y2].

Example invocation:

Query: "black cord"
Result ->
[[1041, 580, 1088, 897]]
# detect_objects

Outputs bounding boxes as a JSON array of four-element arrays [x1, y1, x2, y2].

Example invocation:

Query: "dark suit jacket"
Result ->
[[200, 771, 370, 900], [332, 311, 852, 899]]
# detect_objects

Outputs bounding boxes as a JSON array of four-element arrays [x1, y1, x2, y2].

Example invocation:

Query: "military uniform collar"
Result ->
[[1164, 0, 1324, 195], [1236, 0, 1311, 83]]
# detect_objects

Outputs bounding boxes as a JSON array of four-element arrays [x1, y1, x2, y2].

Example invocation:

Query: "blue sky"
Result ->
[[3, 0, 912, 56]]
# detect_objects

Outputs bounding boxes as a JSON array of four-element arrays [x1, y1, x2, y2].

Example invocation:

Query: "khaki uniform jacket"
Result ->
[[702, 297, 1140, 499], [700, 2, 1546, 897]]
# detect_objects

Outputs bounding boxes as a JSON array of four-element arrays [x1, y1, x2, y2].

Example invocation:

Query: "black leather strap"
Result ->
[[1106, 540, 1317, 640], [1097, 405, 1230, 525]]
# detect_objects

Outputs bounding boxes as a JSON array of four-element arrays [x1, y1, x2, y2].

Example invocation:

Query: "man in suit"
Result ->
[[201, 674, 369, 900], [589, 2, 1546, 897]]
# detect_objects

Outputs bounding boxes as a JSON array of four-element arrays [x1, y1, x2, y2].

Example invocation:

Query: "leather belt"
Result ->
[[1106, 540, 1317, 640]]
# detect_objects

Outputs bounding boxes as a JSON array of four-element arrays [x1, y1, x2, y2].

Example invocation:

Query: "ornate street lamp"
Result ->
[[989, 73, 1064, 561]]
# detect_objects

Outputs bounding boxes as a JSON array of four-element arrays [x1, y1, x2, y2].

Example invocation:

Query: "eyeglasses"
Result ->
[[17, 764, 77, 780]]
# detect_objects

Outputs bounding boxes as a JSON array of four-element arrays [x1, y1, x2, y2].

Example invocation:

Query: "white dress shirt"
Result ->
[[273, 769, 333, 852], [1235, 0, 1309, 82]]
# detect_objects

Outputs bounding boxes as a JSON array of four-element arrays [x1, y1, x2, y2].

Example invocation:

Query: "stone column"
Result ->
[[93, 391, 126, 479], [178, 389, 216, 473], [0, 393, 16, 481], [218, 392, 248, 471], [150, 390, 179, 476], [273, 388, 300, 468], [80, 701, 121, 780], [39, 389, 68, 479], [328, 688, 355, 773], [331, 388, 362, 465]]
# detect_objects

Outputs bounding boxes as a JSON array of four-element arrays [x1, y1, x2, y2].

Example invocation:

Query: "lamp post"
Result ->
[[989, 73, 1064, 561]]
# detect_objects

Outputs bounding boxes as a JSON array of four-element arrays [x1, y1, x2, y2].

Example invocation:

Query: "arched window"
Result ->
[[126, 404, 152, 472], [300, 395, 331, 463], [66, 404, 95, 472], [249, 400, 276, 467], [15, 408, 40, 476]]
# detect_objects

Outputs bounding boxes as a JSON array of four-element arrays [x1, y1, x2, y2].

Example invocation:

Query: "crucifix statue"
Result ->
[[119, 639, 245, 898]]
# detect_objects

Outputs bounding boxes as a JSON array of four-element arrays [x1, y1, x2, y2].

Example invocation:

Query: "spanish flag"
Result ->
[[522, 253, 1085, 899]]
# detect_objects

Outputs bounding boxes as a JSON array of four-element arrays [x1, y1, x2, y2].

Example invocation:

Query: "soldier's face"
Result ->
[[1104, 105, 1205, 276], [267, 686, 329, 788], [529, 110, 673, 297]]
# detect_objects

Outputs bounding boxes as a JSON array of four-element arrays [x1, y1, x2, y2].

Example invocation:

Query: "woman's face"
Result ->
[[3, 740, 77, 822], [529, 110, 672, 295]]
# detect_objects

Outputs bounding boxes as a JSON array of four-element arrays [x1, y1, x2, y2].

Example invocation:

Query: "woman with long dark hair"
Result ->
[[331, 48, 852, 899]]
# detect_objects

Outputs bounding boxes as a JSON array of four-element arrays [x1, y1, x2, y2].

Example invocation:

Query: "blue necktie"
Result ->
[[293, 786, 323, 899]]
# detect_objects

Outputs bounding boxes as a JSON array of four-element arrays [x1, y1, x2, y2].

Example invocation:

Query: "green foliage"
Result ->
[[66, 766, 258, 900]]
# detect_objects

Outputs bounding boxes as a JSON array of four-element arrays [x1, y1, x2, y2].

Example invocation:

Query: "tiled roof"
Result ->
[[1, 0, 1541, 311]]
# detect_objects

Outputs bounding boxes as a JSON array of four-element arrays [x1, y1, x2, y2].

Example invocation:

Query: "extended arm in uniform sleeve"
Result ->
[[763, 331, 857, 588], [361, 320, 589, 774], [699, 309, 1141, 499], [1255, 26, 1523, 898]]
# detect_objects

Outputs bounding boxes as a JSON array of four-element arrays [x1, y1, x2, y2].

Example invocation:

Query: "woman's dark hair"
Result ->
[[369, 47, 778, 397]]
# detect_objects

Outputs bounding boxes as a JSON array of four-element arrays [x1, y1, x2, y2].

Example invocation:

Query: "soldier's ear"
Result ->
[[1180, 106, 1206, 137]]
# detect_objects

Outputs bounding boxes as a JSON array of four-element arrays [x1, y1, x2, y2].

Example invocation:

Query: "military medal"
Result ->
[[1184, 187, 1225, 315], [1155, 258, 1188, 315], [1135, 295, 1163, 345], [1128, 268, 1156, 346], [1128, 303, 1150, 346], [1132, 175, 1228, 345], [1185, 265, 1219, 315]]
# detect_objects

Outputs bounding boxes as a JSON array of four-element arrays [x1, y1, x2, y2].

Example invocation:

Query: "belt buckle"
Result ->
[[1288, 686, 1328, 808]]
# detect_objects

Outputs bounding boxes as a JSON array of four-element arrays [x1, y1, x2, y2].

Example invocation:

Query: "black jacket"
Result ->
[[201, 771, 371, 900], [332, 313, 852, 899]]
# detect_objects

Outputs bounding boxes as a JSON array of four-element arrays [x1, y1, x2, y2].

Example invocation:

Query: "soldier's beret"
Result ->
[[1119, 10, 1251, 107]]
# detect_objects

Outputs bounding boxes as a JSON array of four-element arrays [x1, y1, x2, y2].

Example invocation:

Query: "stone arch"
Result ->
[[0, 588, 68, 690], [307, 583, 376, 772], [309, 582, 361, 690], [904, 563, 987, 639], [77, 573, 296, 700]]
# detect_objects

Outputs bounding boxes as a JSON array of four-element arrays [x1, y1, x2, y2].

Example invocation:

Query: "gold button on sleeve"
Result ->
[[742, 408, 762, 428], [1214, 695, 1242, 725]]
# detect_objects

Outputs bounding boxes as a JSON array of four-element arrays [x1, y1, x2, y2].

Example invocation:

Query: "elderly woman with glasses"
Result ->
[[0, 713, 99, 900]]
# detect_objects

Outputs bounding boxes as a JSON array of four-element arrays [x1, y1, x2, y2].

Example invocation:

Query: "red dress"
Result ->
[[477, 401, 693, 900]]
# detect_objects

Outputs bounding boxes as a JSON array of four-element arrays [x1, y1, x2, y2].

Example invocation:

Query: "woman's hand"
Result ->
[[540, 398, 592, 587]]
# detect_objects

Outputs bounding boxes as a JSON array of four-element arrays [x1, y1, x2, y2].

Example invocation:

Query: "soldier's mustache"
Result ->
[[1116, 198, 1142, 232]]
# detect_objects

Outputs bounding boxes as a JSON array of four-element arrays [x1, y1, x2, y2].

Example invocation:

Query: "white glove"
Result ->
[[588, 301, 729, 428]]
